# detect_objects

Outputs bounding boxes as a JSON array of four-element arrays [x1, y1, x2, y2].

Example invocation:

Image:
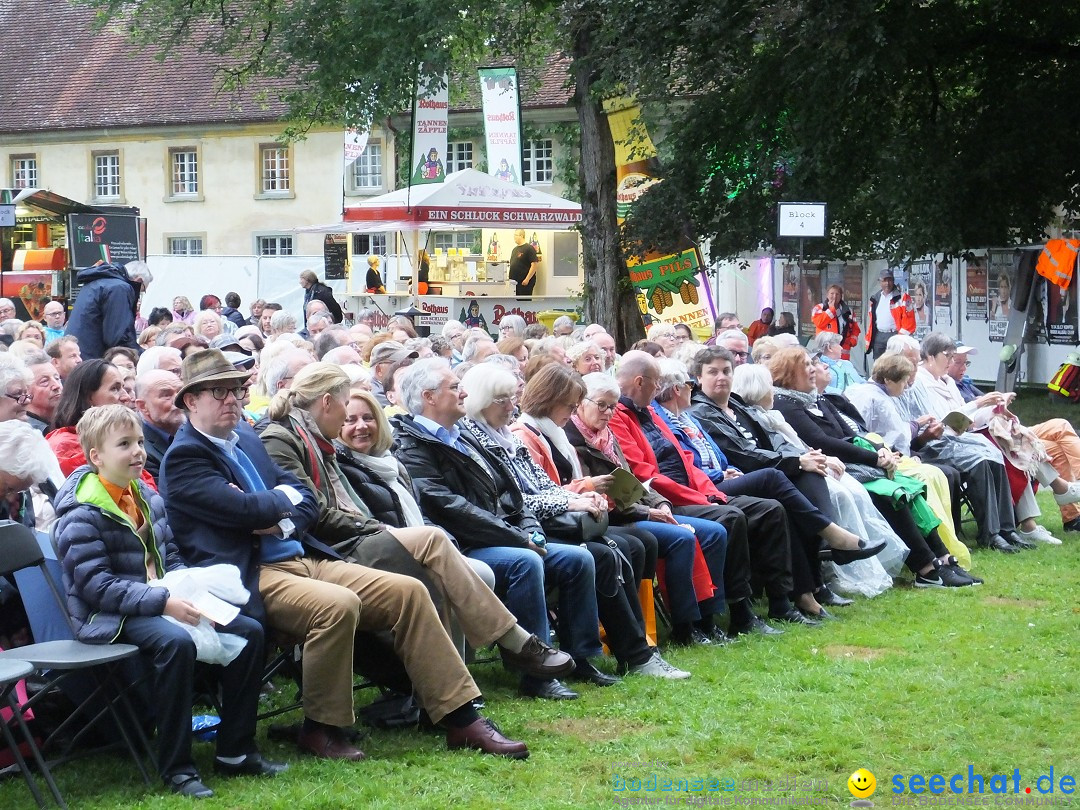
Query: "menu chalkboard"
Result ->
[[324, 233, 348, 280], [67, 214, 143, 268]]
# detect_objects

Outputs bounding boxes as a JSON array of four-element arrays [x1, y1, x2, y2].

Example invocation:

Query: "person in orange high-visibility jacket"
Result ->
[[811, 285, 860, 360], [865, 269, 916, 359]]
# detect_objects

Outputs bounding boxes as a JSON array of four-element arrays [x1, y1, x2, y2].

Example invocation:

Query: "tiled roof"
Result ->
[[0, 1, 574, 135]]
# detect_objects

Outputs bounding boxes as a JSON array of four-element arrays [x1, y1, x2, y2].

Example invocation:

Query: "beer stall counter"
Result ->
[[0, 188, 144, 320], [306, 168, 584, 334]]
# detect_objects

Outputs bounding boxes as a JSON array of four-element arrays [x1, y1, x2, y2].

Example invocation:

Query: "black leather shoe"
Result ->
[[768, 607, 821, 627], [519, 677, 579, 700], [699, 625, 735, 646], [728, 615, 784, 637], [669, 626, 713, 646], [167, 773, 214, 799], [1002, 531, 1037, 550], [814, 586, 854, 607], [567, 659, 621, 687], [803, 607, 838, 621], [214, 753, 289, 778], [830, 539, 887, 565], [983, 534, 1020, 554]]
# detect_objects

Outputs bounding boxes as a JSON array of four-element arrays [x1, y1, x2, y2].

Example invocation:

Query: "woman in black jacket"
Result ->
[[299, 269, 343, 324], [768, 347, 977, 588]]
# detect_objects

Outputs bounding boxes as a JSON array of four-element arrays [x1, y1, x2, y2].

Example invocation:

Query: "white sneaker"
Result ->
[[1016, 525, 1063, 545], [626, 651, 691, 680], [1054, 481, 1080, 506]]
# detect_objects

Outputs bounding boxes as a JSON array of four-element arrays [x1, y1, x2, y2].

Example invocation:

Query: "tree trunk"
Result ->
[[570, 27, 646, 349]]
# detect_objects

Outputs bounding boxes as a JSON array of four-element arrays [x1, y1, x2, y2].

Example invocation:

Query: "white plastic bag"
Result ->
[[149, 565, 251, 665]]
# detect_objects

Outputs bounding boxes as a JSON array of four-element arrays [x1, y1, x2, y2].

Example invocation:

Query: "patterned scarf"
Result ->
[[570, 412, 618, 465]]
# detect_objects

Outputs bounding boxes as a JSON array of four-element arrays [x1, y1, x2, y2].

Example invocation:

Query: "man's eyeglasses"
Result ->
[[585, 397, 618, 413], [3, 391, 31, 405], [199, 386, 249, 401], [731, 350, 749, 359]]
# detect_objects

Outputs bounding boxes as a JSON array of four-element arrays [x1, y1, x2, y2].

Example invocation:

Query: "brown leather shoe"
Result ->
[[296, 725, 367, 761], [499, 634, 574, 679], [446, 717, 529, 759]]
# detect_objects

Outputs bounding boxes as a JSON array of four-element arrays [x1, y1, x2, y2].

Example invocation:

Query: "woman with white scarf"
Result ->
[[460, 363, 690, 682]]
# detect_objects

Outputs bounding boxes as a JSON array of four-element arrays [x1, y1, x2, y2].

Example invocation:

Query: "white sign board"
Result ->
[[778, 202, 827, 238], [0, 204, 14, 227]]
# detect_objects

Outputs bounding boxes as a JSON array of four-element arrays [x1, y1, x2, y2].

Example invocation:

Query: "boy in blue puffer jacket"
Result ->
[[54, 404, 284, 799]]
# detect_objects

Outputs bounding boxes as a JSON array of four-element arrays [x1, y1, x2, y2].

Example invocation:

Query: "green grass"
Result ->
[[4, 487, 1080, 808]]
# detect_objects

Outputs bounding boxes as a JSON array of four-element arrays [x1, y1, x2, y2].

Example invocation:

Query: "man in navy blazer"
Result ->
[[159, 349, 530, 762]]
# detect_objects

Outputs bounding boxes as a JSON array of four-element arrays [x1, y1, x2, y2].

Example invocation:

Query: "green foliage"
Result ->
[[610, 0, 1080, 264]]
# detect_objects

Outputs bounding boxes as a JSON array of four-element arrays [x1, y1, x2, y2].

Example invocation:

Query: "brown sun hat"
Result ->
[[175, 348, 253, 409]]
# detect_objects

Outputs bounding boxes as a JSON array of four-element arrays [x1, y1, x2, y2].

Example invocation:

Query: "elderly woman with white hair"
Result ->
[[567, 341, 604, 376], [645, 322, 678, 357], [460, 363, 689, 682], [810, 331, 865, 393], [0, 354, 33, 424], [268, 309, 299, 340], [497, 314, 527, 340]]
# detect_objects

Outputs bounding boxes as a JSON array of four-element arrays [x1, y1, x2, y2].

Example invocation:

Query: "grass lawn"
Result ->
[[4, 430, 1080, 807]]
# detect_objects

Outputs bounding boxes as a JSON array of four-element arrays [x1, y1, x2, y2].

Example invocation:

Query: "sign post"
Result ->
[[778, 201, 828, 313]]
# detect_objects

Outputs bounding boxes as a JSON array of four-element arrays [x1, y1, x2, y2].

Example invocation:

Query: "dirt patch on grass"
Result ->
[[535, 716, 644, 742], [983, 596, 1049, 609], [822, 644, 894, 661]]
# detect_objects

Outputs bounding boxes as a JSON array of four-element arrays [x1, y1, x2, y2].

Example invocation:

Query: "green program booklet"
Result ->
[[607, 467, 647, 510]]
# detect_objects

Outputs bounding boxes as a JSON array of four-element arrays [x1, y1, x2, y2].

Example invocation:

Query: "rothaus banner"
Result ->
[[479, 67, 523, 183], [410, 72, 449, 185]]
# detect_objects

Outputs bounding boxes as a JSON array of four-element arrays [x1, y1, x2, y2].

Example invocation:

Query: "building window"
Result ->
[[446, 142, 473, 174], [11, 155, 38, 189], [352, 233, 387, 256], [350, 142, 382, 190], [522, 139, 554, 184], [93, 152, 121, 200], [168, 236, 204, 256], [258, 235, 294, 256], [260, 145, 290, 193], [432, 230, 480, 253], [170, 148, 199, 195]]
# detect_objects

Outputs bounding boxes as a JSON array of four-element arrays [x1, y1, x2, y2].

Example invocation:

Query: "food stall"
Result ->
[[303, 168, 585, 334], [0, 188, 143, 319]]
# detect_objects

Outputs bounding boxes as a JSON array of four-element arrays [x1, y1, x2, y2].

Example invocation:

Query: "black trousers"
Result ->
[[120, 612, 264, 780], [866, 492, 948, 573], [718, 469, 830, 596]]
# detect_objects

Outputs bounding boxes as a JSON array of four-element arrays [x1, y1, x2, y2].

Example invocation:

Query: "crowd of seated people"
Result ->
[[1, 283, 1078, 802]]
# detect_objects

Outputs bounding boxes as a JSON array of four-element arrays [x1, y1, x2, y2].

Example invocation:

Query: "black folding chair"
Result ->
[[0, 658, 66, 808], [0, 521, 154, 788]]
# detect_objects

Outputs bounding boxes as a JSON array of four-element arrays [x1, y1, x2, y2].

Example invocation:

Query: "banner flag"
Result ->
[[410, 72, 449, 185], [479, 67, 523, 183]]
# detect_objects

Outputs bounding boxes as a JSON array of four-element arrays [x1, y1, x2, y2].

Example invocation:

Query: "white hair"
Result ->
[[0, 419, 56, 483], [307, 310, 332, 326], [270, 310, 298, 334], [581, 371, 620, 400], [262, 348, 309, 395], [809, 332, 842, 352], [675, 341, 704, 368], [498, 314, 526, 337], [460, 364, 518, 419], [655, 357, 690, 402], [462, 333, 494, 363], [399, 357, 452, 416], [885, 334, 920, 355], [731, 363, 774, 406], [441, 320, 465, 338], [124, 260, 153, 286], [771, 333, 801, 348], [484, 354, 520, 374], [552, 315, 575, 332], [647, 322, 675, 340], [135, 346, 182, 376], [0, 353, 31, 392], [566, 340, 600, 363], [716, 329, 748, 345]]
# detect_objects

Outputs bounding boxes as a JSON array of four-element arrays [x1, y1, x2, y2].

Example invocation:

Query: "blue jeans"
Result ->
[[632, 516, 728, 622], [467, 543, 601, 659]]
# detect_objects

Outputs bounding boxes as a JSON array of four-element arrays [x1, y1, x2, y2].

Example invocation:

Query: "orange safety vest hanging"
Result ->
[[1035, 239, 1080, 290]]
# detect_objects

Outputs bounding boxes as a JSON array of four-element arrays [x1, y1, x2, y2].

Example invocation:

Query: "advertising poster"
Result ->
[[780, 262, 799, 325], [798, 264, 821, 339], [629, 249, 716, 336], [410, 72, 449, 185], [907, 260, 934, 339], [67, 213, 144, 267], [478, 67, 523, 183], [1045, 275, 1079, 345], [987, 252, 1013, 341], [934, 261, 954, 330], [1, 272, 51, 320], [841, 263, 865, 322], [965, 257, 988, 321]]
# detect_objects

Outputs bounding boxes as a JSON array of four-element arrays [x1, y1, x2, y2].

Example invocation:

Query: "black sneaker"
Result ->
[[914, 569, 946, 588], [946, 557, 983, 585], [1063, 517, 1080, 533], [937, 563, 977, 588]]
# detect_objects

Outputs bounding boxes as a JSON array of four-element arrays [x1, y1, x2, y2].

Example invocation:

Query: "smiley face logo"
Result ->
[[848, 768, 877, 798]]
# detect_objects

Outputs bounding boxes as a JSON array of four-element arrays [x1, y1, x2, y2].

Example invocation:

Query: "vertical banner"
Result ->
[[965, 256, 988, 321], [987, 251, 1013, 341], [908, 260, 933, 339], [478, 67, 523, 183], [934, 260, 954, 330], [781, 262, 799, 325], [1045, 274, 1079, 345], [410, 72, 449, 185]]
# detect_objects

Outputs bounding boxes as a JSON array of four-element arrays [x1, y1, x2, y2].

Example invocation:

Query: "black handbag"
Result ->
[[542, 510, 610, 541]]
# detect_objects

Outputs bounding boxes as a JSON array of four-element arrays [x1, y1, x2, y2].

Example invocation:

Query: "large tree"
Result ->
[[86, 0, 646, 344], [609, 0, 1080, 265]]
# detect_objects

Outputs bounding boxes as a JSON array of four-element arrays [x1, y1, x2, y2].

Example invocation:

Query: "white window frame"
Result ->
[[258, 144, 293, 197], [166, 235, 205, 256], [348, 141, 383, 193], [93, 151, 122, 201], [351, 233, 388, 256], [445, 141, 474, 174], [257, 234, 294, 256], [522, 139, 554, 185], [168, 147, 201, 198], [432, 230, 480, 253], [10, 155, 38, 189]]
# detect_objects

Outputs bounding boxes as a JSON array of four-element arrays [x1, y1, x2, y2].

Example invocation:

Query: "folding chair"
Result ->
[[0, 521, 154, 787], [0, 658, 66, 808]]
